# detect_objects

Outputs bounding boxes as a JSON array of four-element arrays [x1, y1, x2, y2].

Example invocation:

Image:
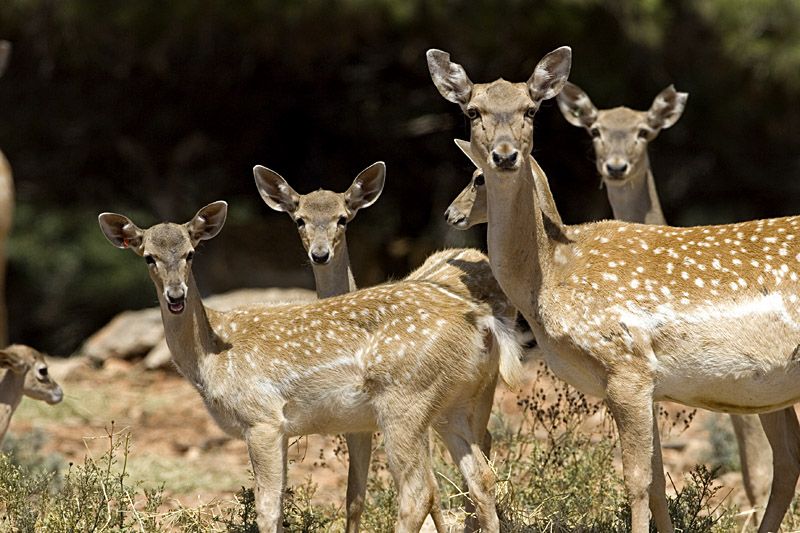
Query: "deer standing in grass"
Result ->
[[0, 345, 63, 442], [0, 41, 15, 347], [557, 81, 773, 514], [429, 46, 800, 533], [99, 201, 523, 532]]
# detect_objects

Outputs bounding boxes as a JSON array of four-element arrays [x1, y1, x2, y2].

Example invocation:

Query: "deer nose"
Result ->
[[444, 206, 467, 228], [165, 289, 185, 303], [491, 150, 519, 170], [605, 161, 629, 178], [310, 249, 331, 264]]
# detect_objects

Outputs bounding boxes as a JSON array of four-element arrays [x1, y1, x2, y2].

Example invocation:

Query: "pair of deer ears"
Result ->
[[253, 161, 386, 216], [98, 201, 228, 254], [557, 82, 689, 131], [426, 46, 573, 110]]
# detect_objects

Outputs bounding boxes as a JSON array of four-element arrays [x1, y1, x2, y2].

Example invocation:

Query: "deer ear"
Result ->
[[98, 213, 144, 254], [186, 201, 227, 245], [426, 49, 473, 110], [345, 162, 385, 212], [0, 348, 27, 374], [253, 165, 300, 214], [557, 82, 598, 128], [528, 46, 572, 103], [0, 41, 10, 78], [454, 138, 483, 169], [647, 85, 688, 130]]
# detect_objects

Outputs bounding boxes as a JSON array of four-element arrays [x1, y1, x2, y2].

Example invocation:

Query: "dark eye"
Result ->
[[337, 216, 347, 227], [186, 251, 194, 262], [590, 127, 601, 139], [145, 255, 156, 266], [466, 108, 479, 120], [474, 174, 485, 186], [295, 218, 306, 228], [525, 107, 537, 118], [637, 128, 650, 139], [36, 366, 48, 380]]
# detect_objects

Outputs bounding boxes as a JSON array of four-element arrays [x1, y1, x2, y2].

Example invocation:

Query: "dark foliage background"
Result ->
[[1, 0, 799, 353]]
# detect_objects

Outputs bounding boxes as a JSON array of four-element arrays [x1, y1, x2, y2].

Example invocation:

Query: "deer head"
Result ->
[[0, 345, 63, 404]]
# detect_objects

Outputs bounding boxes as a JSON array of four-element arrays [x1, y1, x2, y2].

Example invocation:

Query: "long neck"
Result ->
[[605, 155, 666, 225], [0, 369, 23, 440], [484, 156, 552, 323], [158, 273, 217, 386], [311, 236, 357, 298]]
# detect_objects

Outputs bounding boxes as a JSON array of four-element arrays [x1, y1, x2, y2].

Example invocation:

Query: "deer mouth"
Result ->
[[167, 298, 186, 314]]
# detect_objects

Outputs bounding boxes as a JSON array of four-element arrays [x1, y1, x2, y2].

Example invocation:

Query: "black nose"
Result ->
[[166, 292, 184, 304], [491, 150, 518, 169], [605, 162, 629, 177], [311, 250, 330, 264]]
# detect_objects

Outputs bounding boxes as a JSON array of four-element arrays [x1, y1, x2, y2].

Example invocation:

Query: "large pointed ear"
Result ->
[[647, 85, 688, 130], [454, 138, 483, 169], [185, 201, 227, 245], [557, 82, 598, 128], [253, 165, 300, 213], [0, 41, 10, 78], [528, 46, 572, 103], [426, 49, 473, 110], [98, 212, 145, 254], [0, 348, 28, 374], [344, 161, 385, 213]]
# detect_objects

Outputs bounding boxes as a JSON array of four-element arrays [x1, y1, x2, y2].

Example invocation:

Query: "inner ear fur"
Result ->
[[186, 201, 227, 244], [647, 84, 688, 130], [557, 81, 598, 128], [253, 165, 300, 214], [426, 49, 473, 109], [345, 161, 385, 213], [98, 213, 144, 253], [527, 46, 572, 103]]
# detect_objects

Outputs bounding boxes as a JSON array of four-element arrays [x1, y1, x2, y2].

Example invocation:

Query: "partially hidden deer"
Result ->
[[0, 345, 63, 443], [557, 81, 773, 514], [429, 46, 800, 533], [0, 41, 15, 347], [99, 201, 523, 532]]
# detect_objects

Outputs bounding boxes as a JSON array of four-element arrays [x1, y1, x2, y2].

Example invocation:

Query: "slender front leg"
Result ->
[[345, 432, 373, 533], [247, 424, 288, 533], [730, 413, 772, 513], [606, 372, 656, 533], [649, 405, 674, 533], [758, 407, 800, 533]]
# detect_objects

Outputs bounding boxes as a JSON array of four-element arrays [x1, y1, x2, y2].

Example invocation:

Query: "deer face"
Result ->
[[557, 82, 688, 185], [427, 47, 572, 174], [445, 168, 486, 229], [0, 345, 63, 404], [99, 202, 227, 314]]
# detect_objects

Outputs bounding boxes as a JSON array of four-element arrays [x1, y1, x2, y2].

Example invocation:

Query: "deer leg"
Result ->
[[246, 423, 288, 533], [344, 432, 372, 533], [437, 410, 499, 533], [606, 373, 657, 533], [758, 407, 800, 533], [730, 413, 772, 513], [649, 405, 674, 533]]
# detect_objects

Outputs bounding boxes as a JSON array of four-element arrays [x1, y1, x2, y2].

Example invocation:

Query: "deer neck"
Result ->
[[605, 155, 666, 225], [311, 236, 357, 298], [0, 369, 22, 438], [158, 273, 218, 387], [484, 156, 555, 323]]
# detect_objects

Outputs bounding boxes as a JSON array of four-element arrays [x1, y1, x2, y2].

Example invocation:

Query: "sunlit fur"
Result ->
[[0, 344, 63, 442], [430, 47, 800, 533], [99, 202, 522, 533]]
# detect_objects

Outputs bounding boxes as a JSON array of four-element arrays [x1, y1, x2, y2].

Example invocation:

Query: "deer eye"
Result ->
[[295, 218, 306, 228], [638, 128, 650, 139], [144, 255, 156, 266], [525, 107, 537, 118], [36, 366, 48, 380], [474, 174, 485, 186], [466, 108, 479, 120], [186, 251, 194, 262], [337, 216, 347, 227], [590, 127, 601, 139]]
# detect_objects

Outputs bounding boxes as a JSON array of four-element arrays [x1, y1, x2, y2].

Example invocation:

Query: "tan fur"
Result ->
[[0, 42, 15, 346], [428, 47, 800, 533], [0, 344, 63, 442], [99, 202, 520, 532]]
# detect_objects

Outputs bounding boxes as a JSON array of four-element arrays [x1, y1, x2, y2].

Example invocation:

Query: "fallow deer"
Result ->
[[0, 344, 63, 442], [557, 81, 773, 514], [99, 201, 523, 532], [428, 46, 800, 533]]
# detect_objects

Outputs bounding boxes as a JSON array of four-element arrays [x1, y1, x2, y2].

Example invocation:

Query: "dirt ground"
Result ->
[[7, 356, 758, 528]]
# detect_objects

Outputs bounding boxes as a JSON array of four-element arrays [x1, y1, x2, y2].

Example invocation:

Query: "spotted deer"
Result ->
[[0, 345, 64, 442], [0, 41, 15, 347], [98, 201, 523, 532], [429, 46, 800, 533], [557, 81, 773, 514]]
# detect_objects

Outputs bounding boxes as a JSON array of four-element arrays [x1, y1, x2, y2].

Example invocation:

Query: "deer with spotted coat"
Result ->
[[99, 201, 523, 532], [429, 46, 800, 533]]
